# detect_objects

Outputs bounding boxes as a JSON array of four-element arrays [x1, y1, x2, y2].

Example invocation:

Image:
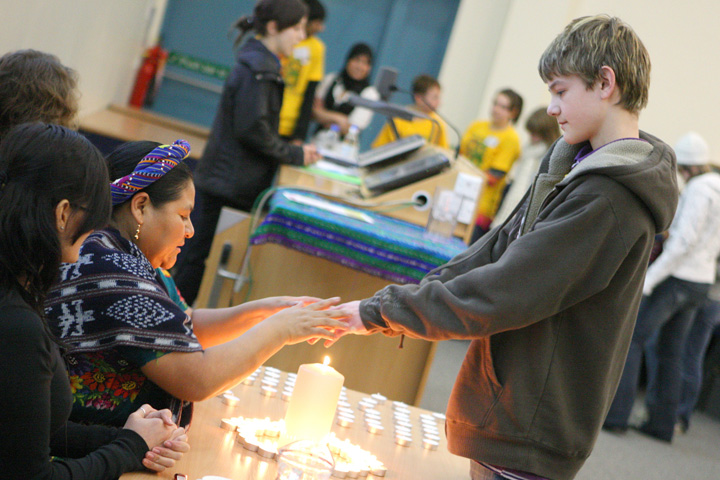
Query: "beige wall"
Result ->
[[441, 0, 720, 158], [0, 0, 166, 117], [3, 0, 716, 158]]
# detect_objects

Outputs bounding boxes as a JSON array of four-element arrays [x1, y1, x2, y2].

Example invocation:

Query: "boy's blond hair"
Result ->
[[538, 15, 650, 114]]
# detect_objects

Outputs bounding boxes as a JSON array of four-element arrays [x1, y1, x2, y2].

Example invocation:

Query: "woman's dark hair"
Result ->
[[498, 88, 524, 123], [0, 50, 79, 141], [106, 140, 193, 212], [231, 0, 308, 48], [0, 123, 110, 313]]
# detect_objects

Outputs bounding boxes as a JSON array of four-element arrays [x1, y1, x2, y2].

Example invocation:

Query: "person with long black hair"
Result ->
[[0, 123, 185, 479]]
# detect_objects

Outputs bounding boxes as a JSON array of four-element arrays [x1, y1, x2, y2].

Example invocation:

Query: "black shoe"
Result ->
[[674, 418, 689, 435], [632, 423, 673, 443], [602, 424, 628, 434]]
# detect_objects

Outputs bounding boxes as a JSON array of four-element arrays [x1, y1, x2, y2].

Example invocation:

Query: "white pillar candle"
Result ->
[[282, 356, 344, 444]]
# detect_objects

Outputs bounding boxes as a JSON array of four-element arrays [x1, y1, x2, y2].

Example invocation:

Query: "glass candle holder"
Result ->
[[275, 440, 334, 480]]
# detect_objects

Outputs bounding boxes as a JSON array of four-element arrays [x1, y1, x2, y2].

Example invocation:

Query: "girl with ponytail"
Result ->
[[174, 0, 320, 304]]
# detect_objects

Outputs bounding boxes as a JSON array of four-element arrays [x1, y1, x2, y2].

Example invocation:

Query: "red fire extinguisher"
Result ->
[[129, 44, 168, 108]]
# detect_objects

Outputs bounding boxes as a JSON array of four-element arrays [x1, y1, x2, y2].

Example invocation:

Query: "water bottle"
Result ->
[[339, 124, 360, 163], [325, 124, 341, 151]]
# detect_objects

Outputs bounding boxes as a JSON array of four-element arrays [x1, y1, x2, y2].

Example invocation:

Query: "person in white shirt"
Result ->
[[312, 42, 379, 140], [604, 131, 720, 442]]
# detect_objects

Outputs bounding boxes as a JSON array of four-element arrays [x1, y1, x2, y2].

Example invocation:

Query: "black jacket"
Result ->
[[0, 286, 147, 479], [195, 38, 303, 211], [360, 133, 678, 479]]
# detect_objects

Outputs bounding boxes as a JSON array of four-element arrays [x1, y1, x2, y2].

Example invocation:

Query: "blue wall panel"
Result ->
[[147, 0, 459, 151]]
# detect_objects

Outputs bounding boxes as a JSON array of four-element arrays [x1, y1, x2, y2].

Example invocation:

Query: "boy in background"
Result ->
[[372, 74, 449, 148], [279, 0, 326, 143], [331, 15, 678, 480]]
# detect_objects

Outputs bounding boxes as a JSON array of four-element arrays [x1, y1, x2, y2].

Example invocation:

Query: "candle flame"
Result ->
[[323, 356, 331, 366]]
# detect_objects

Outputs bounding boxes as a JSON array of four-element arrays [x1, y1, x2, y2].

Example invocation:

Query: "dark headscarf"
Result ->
[[323, 43, 373, 115]]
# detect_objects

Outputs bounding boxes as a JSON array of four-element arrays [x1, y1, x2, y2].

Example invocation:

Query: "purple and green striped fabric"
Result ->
[[250, 189, 466, 284]]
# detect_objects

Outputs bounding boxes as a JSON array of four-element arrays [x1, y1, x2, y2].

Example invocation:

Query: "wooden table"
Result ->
[[79, 104, 209, 160], [120, 367, 469, 479]]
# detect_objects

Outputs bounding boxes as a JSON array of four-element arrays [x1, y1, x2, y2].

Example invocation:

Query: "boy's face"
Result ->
[[416, 86, 441, 112], [306, 19, 325, 37], [546, 74, 603, 146]]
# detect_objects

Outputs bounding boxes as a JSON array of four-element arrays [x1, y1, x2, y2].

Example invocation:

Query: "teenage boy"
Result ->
[[279, 0, 326, 143], [371, 74, 449, 148], [330, 15, 678, 480]]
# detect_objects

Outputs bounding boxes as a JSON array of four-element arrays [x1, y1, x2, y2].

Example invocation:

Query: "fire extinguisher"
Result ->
[[129, 44, 168, 108]]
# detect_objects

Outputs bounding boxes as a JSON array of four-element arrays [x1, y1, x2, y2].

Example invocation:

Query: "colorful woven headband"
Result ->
[[110, 139, 191, 206]]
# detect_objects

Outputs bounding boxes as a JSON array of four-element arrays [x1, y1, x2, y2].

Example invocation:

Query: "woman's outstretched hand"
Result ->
[[266, 297, 349, 345]]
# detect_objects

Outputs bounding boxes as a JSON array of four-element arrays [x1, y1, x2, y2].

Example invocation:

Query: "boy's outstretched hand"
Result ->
[[312, 300, 370, 347]]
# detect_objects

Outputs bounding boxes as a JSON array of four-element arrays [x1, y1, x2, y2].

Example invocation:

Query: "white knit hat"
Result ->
[[674, 132, 710, 166]]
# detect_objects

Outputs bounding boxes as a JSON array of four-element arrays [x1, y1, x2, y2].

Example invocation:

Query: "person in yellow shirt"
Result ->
[[461, 88, 523, 242], [279, 0, 326, 142], [372, 74, 448, 149]]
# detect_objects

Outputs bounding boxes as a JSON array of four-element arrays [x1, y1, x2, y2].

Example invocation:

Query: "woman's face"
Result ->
[[346, 54, 372, 82], [276, 17, 307, 57], [136, 181, 195, 269]]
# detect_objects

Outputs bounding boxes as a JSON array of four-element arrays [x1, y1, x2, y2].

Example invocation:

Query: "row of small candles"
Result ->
[[219, 358, 446, 478]]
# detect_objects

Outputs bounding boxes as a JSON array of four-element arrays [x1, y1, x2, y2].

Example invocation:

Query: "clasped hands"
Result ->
[[123, 404, 190, 472]]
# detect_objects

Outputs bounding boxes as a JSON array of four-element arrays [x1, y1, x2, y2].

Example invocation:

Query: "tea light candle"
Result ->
[[222, 393, 240, 406], [371, 463, 387, 477], [243, 437, 259, 452], [366, 423, 384, 435], [261, 377, 279, 387], [260, 385, 277, 397], [258, 443, 277, 459], [336, 416, 354, 427], [394, 434, 412, 447], [422, 438, 439, 451], [282, 356, 344, 443], [220, 418, 239, 431]]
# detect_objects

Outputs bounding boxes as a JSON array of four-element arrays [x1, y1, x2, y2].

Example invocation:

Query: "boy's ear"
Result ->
[[598, 65, 618, 100]]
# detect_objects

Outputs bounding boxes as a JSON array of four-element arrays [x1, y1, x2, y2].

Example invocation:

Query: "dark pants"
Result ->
[[605, 277, 709, 439], [646, 297, 720, 428], [173, 191, 233, 305]]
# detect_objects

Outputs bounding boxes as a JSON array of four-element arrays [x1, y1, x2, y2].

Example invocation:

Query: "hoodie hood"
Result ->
[[237, 37, 282, 76], [541, 131, 678, 233]]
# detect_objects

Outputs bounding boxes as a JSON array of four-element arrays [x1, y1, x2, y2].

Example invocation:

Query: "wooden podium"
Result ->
[[277, 149, 484, 243], [193, 154, 482, 406]]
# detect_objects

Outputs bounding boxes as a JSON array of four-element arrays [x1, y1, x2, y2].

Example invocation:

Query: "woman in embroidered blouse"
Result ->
[[45, 139, 348, 428], [0, 123, 188, 479]]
